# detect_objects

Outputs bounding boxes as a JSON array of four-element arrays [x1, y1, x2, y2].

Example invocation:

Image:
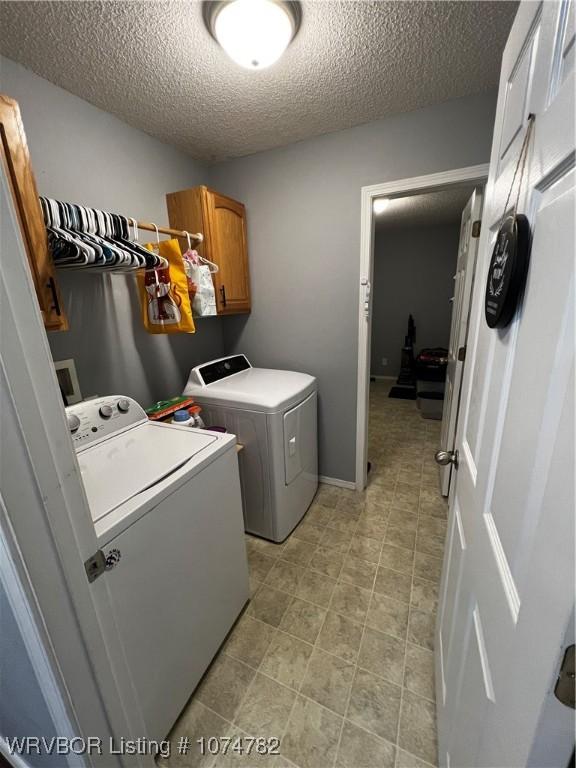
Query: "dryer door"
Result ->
[[283, 392, 317, 485]]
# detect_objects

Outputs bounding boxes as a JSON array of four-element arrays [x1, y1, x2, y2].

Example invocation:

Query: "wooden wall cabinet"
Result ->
[[0, 94, 67, 331], [166, 186, 251, 315]]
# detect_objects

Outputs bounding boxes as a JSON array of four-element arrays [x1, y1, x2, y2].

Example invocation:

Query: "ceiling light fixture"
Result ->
[[203, 0, 301, 70], [373, 198, 389, 215]]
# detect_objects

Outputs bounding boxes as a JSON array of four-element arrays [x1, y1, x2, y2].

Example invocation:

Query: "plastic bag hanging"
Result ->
[[182, 248, 218, 317], [138, 237, 195, 333]]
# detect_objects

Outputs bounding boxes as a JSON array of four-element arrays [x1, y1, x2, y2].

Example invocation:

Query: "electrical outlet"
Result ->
[[381, 358, 388, 367]]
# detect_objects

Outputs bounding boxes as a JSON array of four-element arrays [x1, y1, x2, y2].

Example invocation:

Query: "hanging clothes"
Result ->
[[138, 238, 195, 334]]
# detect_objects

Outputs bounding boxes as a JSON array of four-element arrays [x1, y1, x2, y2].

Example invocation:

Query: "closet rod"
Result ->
[[137, 220, 203, 243]]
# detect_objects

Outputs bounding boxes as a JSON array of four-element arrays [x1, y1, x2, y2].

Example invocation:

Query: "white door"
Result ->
[[436, 2, 575, 767], [439, 188, 483, 497]]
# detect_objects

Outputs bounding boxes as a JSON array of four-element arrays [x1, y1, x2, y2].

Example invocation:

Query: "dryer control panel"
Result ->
[[66, 396, 147, 452], [190, 355, 251, 386]]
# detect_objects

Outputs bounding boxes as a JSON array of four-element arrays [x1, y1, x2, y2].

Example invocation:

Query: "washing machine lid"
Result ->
[[77, 422, 217, 523], [184, 367, 317, 412]]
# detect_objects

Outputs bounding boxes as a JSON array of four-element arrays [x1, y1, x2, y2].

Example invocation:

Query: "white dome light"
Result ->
[[206, 0, 300, 70], [373, 198, 390, 215]]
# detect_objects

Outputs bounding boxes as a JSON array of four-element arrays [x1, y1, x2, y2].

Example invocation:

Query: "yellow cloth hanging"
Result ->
[[138, 239, 195, 334]]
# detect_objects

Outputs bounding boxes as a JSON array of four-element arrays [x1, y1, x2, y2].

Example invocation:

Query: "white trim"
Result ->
[[0, 499, 83, 768], [355, 164, 490, 490], [318, 475, 357, 490]]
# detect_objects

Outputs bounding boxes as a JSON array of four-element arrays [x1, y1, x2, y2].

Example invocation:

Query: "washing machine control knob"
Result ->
[[67, 414, 81, 433], [117, 399, 130, 413], [99, 404, 114, 419]]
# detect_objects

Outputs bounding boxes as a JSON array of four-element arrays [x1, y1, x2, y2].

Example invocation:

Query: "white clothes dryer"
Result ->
[[184, 355, 318, 542]]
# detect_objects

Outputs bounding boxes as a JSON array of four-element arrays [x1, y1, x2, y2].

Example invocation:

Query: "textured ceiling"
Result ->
[[375, 186, 476, 230], [0, 1, 517, 162]]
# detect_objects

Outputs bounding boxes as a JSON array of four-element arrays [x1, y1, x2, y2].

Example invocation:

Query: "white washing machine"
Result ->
[[66, 395, 249, 741], [184, 355, 318, 542]]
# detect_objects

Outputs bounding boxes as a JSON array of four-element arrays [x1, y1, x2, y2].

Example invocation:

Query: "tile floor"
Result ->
[[160, 380, 447, 768]]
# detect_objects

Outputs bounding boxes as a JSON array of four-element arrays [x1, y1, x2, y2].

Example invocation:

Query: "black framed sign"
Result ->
[[484, 213, 531, 329]]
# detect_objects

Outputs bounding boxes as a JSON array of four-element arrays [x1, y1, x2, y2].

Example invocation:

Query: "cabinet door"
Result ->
[[206, 190, 251, 314], [0, 94, 67, 331]]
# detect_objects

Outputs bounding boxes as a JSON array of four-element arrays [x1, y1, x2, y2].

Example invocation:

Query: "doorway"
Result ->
[[355, 165, 489, 492]]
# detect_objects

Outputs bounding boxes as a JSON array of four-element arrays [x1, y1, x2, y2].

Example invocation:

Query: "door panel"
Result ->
[[209, 191, 251, 314], [439, 188, 483, 496], [437, 2, 575, 766]]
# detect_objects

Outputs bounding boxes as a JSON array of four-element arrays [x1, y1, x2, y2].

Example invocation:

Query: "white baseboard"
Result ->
[[370, 375, 397, 381], [319, 475, 357, 490]]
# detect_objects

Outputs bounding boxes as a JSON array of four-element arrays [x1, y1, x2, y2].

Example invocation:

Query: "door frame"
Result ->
[[0, 164, 152, 766], [355, 164, 490, 491]]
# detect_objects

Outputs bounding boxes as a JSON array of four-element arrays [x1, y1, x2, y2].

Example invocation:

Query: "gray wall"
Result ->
[[210, 91, 496, 481], [371, 223, 460, 377], [1, 56, 224, 406]]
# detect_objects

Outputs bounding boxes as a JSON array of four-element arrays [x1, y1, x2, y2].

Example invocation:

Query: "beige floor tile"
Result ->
[[349, 534, 382, 564], [404, 644, 435, 701], [418, 500, 448, 520], [308, 546, 346, 579], [374, 566, 412, 603], [366, 592, 409, 640], [224, 615, 276, 669], [300, 648, 355, 715], [347, 667, 401, 743], [330, 582, 371, 623], [355, 514, 388, 540], [392, 483, 420, 512], [386, 525, 417, 551], [321, 526, 353, 552], [260, 631, 313, 690], [281, 696, 342, 768], [246, 536, 285, 560], [415, 533, 444, 560], [281, 538, 316, 566], [291, 521, 324, 545], [196, 655, 255, 722], [410, 578, 439, 614], [279, 598, 327, 644], [398, 690, 437, 765], [249, 576, 263, 598], [388, 508, 418, 531], [358, 626, 405, 686], [317, 611, 363, 663], [413, 552, 443, 583], [336, 720, 396, 768], [264, 559, 303, 595], [417, 516, 447, 540], [380, 543, 415, 576], [314, 485, 341, 509], [397, 468, 423, 488], [248, 550, 277, 582], [340, 555, 377, 590], [408, 609, 435, 650], [248, 586, 293, 627], [160, 699, 232, 768], [335, 493, 366, 515], [235, 673, 296, 736], [294, 569, 337, 607], [327, 508, 360, 533], [304, 503, 333, 527]]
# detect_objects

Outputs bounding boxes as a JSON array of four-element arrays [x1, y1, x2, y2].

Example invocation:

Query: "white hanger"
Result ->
[[184, 230, 219, 274]]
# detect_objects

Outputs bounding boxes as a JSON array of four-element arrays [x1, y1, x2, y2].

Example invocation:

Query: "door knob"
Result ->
[[435, 449, 459, 468]]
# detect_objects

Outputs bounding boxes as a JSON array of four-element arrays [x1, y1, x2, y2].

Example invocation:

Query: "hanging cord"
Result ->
[[499, 113, 536, 229]]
